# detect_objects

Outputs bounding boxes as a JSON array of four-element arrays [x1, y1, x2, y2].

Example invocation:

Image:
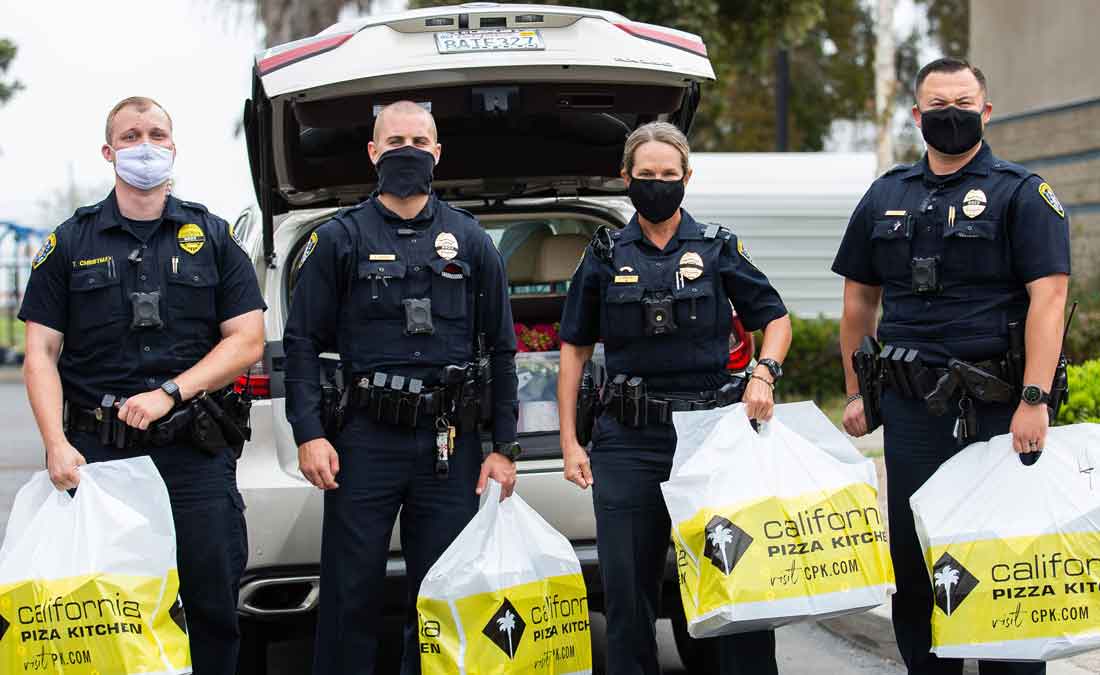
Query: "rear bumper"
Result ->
[[238, 541, 602, 619]]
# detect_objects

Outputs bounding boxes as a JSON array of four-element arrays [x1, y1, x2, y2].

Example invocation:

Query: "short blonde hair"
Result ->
[[105, 96, 172, 144], [621, 122, 691, 177], [373, 100, 438, 143]]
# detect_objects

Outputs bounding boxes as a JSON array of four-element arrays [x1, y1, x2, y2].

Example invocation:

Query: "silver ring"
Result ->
[[1028, 440, 1038, 449]]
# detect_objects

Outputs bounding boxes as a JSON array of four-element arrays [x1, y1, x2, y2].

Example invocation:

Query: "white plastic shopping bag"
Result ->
[[0, 457, 191, 674], [662, 401, 895, 637], [911, 423, 1100, 661], [417, 481, 592, 674]]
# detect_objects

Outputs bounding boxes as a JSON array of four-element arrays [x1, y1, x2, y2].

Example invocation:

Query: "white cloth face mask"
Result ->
[[112, 142, 174, 190]]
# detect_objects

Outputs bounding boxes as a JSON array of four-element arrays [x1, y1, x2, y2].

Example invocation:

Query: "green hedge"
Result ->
[[1057, 359, 1100, 424], [766, 315, 845, 403]]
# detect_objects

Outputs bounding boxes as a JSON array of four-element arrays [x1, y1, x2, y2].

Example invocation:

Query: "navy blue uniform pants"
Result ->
[[881, 391, 1045, 675], [590, 414, 777, 675], [71, 431, 248, 675], [312, 413, 480, 675]]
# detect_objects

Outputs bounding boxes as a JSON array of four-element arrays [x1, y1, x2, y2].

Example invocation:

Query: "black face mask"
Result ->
[[628, 178, 685, 224], [375, 145, 435, 198], [919, 106, 984, 155]]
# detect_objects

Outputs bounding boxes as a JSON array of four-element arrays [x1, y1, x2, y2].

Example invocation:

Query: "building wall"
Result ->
[[971, 0, 1100, 287], [970, 0, 1100, 118]]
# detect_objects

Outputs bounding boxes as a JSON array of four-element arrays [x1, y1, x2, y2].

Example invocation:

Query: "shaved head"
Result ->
[[373, 101, 437, 143]]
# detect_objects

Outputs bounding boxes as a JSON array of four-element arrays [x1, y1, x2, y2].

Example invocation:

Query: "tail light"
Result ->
[[727, 317, 754, 372], [257, 30, 357, 76], [235, 360, 271, 399], [614, 22, 707, 58]]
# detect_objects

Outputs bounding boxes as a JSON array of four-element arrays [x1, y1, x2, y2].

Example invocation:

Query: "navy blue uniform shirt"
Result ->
[[19, 190, 267, 408], [559, 209, 787, 392], [831, 143, 1071, 365], [283, 194, 518, 446]]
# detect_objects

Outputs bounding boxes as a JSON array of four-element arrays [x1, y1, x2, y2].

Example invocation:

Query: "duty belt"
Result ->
[[347, 372, 452, 429], [64, 400, 191, 450], [601, 374, 744, 427]]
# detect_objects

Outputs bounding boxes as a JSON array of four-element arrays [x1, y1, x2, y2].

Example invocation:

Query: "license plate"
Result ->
[[435, 29, 545, 54]]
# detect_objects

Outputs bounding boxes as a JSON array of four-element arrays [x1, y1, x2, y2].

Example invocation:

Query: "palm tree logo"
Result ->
[[483, 598, 526, 660], [496, 609, 517, 659], [709, 525, 735, 574], [935, 565, 961, 616], [703, 516, 752, 575], [932, 553, 978, 616]]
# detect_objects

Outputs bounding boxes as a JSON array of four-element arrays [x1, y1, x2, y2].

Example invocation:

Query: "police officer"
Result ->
[[283, 101, 519, 675], [21, 96, 266, 674], [557, 122, 793, 675], [834, 58, 1070, 675]]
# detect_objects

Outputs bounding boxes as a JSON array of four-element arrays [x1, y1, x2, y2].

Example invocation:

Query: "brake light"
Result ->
[[235, 361, 271, 399], [727, 317, 755, 372], [257, 31, 357, 76], [614, 22, 707, 58]]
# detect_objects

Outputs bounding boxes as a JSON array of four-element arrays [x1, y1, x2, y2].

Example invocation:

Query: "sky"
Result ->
[[0, 0, 921, 233]]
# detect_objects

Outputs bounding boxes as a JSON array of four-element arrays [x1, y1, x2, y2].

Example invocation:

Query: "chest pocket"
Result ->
[[942, 219, 1006, 281], [68, 268, 124, 330], [429, 258, 469, 320], [356, 259, 407, 319], [673, 283, 716, 337], [602, 283, 644, 340], [870, 217, 911, 281], [167, 261, 220, 321]]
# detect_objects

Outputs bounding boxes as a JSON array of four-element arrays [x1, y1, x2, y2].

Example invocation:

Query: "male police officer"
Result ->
[[21, 96, 266, 674], [833, 59, 1070, 675], [284, 101, 519, 675]]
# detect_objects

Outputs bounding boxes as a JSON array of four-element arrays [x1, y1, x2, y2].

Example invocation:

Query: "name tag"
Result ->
[[884, 210, 907, 216], [613, 275, 639, 284], [369, 253, 397, 261]]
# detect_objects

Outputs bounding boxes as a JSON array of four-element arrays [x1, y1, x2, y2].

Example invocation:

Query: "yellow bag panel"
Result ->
[[928, 531, 1100, 647], [0, 571, 190, 675], [419, 573, 592, 675], [675, 482, 895, 617]]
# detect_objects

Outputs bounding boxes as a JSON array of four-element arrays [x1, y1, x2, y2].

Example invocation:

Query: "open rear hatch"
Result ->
[[244, 3, 714, 265]]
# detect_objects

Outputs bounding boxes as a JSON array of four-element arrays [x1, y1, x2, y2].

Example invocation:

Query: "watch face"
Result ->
[[1022, 386, 1041, 404]]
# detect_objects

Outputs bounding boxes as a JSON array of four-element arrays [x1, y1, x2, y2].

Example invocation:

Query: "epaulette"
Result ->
[[701, 223, 733, 241], [882, 163, 911, 176], [72, 203, 102, 220], [444, 203, 478, 222], [177, 199, 210, 214], [991, 160, 1031, 179]]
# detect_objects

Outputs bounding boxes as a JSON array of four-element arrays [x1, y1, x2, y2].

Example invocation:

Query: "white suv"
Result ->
[[229, 4, 752, 671]]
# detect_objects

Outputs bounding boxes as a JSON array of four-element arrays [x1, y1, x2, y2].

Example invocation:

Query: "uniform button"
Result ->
[[414, 351, 422, 357], [143, 346, 151, 352], [192, 275, 200, 282], [141, 244, 147, 249], [147, 378, 156, 386], [140, 274, 147, 281], [87, 278, 95, 285], [413, 266, 421, 272], [691, 287, 698, 293], [656, 262, 663, 268]]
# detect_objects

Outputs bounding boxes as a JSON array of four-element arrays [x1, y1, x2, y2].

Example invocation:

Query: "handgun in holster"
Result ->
[[320, 382, 346, 438], [99, 394, 130, 449], [189, 396, 225, 457], [851, 337, 883, 432], [575, 361, 601, 446], [622, 376, 646, 428]]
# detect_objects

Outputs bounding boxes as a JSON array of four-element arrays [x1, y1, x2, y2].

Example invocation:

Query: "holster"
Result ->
[[851, 336, 883, 433], [320, 383, 347, 438], [575, 361, 603, 446]]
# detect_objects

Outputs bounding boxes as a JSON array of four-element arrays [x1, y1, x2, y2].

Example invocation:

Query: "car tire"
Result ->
[[670, 610, 718, 674], [237, 617, 269, 675]]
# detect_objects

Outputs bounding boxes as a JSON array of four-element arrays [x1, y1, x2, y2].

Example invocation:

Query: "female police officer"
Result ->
[[556, 122, 793, 675]]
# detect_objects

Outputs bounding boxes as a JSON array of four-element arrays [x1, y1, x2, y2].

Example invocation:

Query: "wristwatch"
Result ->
[[756, 358, 783, 382], [160, 380, 183, 406], [1021, 385, 1051, 407], [492, 441, 523, 462]]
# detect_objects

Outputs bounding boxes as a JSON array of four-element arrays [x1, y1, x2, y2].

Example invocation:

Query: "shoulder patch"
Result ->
[[32, 233, 57, 270], [298, 231, 319, 269], [1038, 182, 1065, 218], [736, 237, 754, 265]]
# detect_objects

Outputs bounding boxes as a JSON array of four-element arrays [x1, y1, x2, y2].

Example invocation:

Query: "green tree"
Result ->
[[0, 38, 23, 105]]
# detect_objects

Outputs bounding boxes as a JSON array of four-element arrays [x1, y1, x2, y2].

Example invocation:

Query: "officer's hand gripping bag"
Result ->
[[661, 401, 895, 637], [0, 457, 191, 674], [910, 423, 1100, 662], [417, 480, 592, 675]]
